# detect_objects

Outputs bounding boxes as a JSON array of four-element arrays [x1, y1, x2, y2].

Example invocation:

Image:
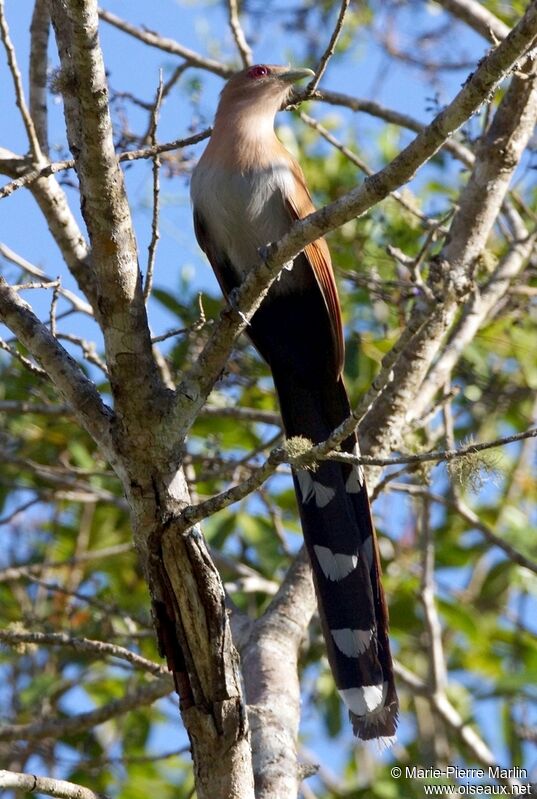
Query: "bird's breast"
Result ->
[[191, 158, 295, 279]]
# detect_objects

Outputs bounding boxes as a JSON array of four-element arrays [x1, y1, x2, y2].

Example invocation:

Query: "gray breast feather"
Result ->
[[191, 161, 294, 278]]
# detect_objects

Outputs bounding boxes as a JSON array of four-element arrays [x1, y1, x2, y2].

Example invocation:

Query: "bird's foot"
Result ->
[[258, 243, 273, 262], [228, 287, 250, 326]]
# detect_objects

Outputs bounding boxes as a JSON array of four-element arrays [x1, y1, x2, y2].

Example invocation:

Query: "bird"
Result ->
[[190, 63, 398, 744]]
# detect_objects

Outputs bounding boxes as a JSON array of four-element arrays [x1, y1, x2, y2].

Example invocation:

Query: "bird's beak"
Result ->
[[279, 68, 315, 83]]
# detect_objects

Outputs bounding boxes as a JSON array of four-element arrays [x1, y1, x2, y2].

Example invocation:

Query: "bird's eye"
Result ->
[[248, 65, 270, 79]]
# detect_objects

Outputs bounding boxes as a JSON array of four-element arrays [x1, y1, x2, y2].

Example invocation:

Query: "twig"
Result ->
[[151, 294, 209, 343], [12, 280, 59, 291], [21, 574, 149, 629], [138, 63, 189, 144], [200, 405, 280, 426], [29, 0, 50, 154], [144, 73, 164, 302], [180, 447, 286, 529], [180, 426, 537, 527], [300, 111, 441, 230], [0, 542, 132, 584], [393, 663, 521, 790], [323, 426, 537, 468], [50, 279, 60, 337], [315, 88, 475, 167], [0, 497, 41, 526], [227, 0, 252, 67], [56, 333, 108, 375], [0, 336, 47, 377], [389, 483, 537, 575], [434, 0, 510, 43], [97, 8, 233, 77], [305, 0, 350, 95], [0, 400, 71, 415], [0, 0, 42, 160], [72, 746, 189, 770], [0, 676, 172, 742], [0, 128, 211, 201], [0, 276, 118, 475], [0, 770, 109, 799], [419, 496, 448, 694], [0, 629, 166, 676]]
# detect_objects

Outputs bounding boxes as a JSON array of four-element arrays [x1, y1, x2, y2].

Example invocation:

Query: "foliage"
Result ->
[[0, 0, 536, 797]]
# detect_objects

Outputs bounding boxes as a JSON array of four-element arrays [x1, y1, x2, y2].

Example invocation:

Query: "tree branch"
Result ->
[[29, 0, 50, 154], [315, 89, 475, 167], [0, 629, 165, 675], [242, 547, 316, 798], [49, 0, 163, 453], [360, 41, 537, 462], [0, 275, 119, 473], [0, 676, 171, 742], [97, 8, 233, 77], [0, 770, 109, 799], [390, 483, 537, 575], [227, 0, 252, 67], [0, 1, 42, 160], [305, 0, 350, 96], [434, 0, 510, 43]]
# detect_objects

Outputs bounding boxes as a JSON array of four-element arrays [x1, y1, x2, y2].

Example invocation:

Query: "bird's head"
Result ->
[[217, 64, 314, 119]]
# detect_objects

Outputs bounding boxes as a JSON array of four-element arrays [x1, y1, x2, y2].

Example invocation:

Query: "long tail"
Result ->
[[273, 369, 399, 743]]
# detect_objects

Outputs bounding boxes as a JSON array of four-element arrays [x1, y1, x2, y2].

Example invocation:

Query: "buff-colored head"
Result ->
[[216, 64, 314, 120]]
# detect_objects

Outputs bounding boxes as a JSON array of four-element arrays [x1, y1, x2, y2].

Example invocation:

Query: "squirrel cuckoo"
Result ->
[[191, 64, 398, 743]]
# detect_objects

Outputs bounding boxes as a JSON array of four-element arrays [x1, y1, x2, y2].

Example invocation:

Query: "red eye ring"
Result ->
[[248, 65, 270, 79]]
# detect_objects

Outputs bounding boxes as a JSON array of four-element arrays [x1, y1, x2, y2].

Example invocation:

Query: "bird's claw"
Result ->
[[258, 243, 272, 262], [228, 287, 250, 326]]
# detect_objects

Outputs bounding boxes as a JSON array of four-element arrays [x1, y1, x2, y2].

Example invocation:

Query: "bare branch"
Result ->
[[305, 0, 350, 95], [243, 548, 316, 798], [390, 483, 537, 575], [143, 73, 164, 303], [412, 227, 537, 418], [180, 419, 537, 526], [0, 629, 166, 676], [434, 0, 510, 43], [0, 770, 109, 799], [200, 405, 280, 426], [97, 8, 233, 77], [0, 275, 119, 473], [316, 89, 475, 167], [419, 497, 448, 694], [0, 676, 171, 742], [300, 111, 440, 229], [227, 0, 252, 67], [325, 427, 537, 468], [29, 0, 50, 154], [56, 333, 108, 375], [0, 400, 71, 415], [0, 497, 41, 526], [0, 1, 42, 160], [0, 543, 133, 584], [0, 129, 211, 201], [393, 663, 521, 789], [0, 335, 47, 376]]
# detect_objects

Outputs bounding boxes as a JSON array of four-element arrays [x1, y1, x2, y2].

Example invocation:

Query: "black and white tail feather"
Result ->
[[231, 253, 400, 744], [276, 373, 399, 743]]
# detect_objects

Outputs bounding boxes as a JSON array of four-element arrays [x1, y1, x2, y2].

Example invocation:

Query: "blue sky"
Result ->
[[3, 0, 532, 789]]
